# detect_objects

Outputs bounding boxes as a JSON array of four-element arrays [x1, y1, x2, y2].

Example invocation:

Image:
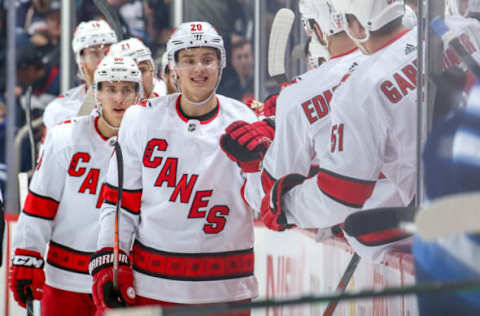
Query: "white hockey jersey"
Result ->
[[244, 48, 368, 212], [13, 114, 115, 293], [443, 15, 480, 69], [282, 29, 419, 262], [43, 84, 87, 130], [98, 94, 258, 303]]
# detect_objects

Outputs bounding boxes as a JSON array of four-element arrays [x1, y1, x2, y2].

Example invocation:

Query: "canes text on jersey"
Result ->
[[143, 138, 230, 234]]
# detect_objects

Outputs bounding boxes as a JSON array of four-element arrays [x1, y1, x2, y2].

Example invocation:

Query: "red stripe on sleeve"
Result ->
[[23, 191, 60, 220], [316, 169, 375, 208], [261, 169, 276, 194], [103, 184, 142, 214]]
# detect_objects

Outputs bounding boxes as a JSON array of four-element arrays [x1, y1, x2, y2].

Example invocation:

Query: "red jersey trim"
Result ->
[[23, 190, 60, 220], [103, 183, 142, 215], [261, 169, 276, 194], [132, 240, 254, 281], [317, 168, 375, 208], [175, 95, 220, 125], [94, 117, 109, 141], [46, 241, 93, 275], [240, 179, 251, 209], [330, 47, 359, 60]]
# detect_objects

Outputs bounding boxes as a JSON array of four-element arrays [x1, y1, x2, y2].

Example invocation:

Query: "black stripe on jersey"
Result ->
[[104, 200, 139, 215], [49, 240, 93, 255], [132, 266, 254, 282], [135, 240, 253, 257], [47, 261, 90, 275]]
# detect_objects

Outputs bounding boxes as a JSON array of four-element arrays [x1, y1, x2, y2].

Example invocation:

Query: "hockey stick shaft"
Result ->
[[25, 288, 34, 316], [112, 141, 124, 292], [322, 252, 361, 316], [93, 0, 124, 41], [24, 86, 36, 171], [431, 17, 480, 78]]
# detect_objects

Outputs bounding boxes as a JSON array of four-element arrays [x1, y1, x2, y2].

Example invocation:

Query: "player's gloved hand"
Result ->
[[90, 248, 136, 314], [220, 119, 275, 173], [261, 174, 306, 231], [9, 248, 45, 308]]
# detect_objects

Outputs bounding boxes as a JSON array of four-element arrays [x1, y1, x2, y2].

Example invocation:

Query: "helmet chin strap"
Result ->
[[99, 114, 120, 131]]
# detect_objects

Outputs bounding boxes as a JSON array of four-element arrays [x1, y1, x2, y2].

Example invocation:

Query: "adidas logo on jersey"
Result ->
[[405, 44, 417, 55]]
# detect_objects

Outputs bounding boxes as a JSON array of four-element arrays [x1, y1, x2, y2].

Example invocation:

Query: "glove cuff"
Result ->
[[89, 247, 130, 276], [12, 249, 44, 268]]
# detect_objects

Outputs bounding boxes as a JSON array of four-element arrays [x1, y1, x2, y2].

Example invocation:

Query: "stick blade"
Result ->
[[268, 8, 295, 79], [416, 192, 480, 240]]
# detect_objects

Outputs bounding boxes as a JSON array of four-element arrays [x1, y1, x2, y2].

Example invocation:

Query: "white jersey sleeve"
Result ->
[[13, 125, 68, 255]]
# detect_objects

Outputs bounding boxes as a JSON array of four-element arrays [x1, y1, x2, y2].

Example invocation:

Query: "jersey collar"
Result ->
[[175, 95, 220, 125]]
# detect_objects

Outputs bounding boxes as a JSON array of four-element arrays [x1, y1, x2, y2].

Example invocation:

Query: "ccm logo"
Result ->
[[12, 256, 44, 268]]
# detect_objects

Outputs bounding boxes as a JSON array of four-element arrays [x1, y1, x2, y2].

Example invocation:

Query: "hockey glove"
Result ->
[[9, 248, 45, 308], [220, 119, 275, 173], [90, 248, 136, 314], [261, 174, 306, 231]]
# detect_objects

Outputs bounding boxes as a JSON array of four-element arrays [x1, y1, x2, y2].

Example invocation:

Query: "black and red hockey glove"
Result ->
[[9, 248, 45, 308], [89, 248, 136, 314], [220, 119, 275, 173], [261, 174, 306, 231]]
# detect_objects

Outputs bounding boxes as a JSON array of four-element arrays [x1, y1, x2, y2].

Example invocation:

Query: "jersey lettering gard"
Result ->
[[43, 84, 87, 130], [13, 114, 115, 292], [282, 29, 419, 262], [98, 93, 258, 303]]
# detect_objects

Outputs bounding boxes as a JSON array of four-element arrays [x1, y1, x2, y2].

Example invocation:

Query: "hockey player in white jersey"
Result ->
[[108, 37, 167, 98], [258, 0, 416, 262], [90, 21, 258, 315], [9, 56, 142, 315], [43, 20, 118, 130]]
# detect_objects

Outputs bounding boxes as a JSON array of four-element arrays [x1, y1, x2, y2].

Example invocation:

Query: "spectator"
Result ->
[[219, 38, 254, 103]]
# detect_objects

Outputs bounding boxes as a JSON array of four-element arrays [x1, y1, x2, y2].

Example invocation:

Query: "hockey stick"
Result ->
[[112, 140, 124, 292], [76, 86, 96, 116], [24, 86, 36, 171], [342, 206, 416, 237], [25, 288, 34, 316], [343, 193, 480, 240], [93, 0, 124, 41], [322, 252, 361, 316], [268, 8, 295, 84], [431, 17, 480, 78]]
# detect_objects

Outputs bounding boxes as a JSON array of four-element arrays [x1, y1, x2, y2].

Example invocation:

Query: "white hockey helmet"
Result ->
[[108, 37, 155, 72], [94, 55, 143, 99], [166, 21, 226, 71], [72, 20, 118, 65], [299, 0, 343, 36], [330, 0, 405, 39]]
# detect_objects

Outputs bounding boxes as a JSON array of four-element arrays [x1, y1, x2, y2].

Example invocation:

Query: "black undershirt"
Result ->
[[179, 103, 219, 122]]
